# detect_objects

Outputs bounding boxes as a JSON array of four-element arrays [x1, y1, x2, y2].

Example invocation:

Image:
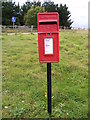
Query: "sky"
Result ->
[[13, 0, 89, 29]]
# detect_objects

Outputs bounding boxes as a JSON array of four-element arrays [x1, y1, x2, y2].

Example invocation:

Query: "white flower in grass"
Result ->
[[5, 106, 8, 109], [22, 101, 24, 103]]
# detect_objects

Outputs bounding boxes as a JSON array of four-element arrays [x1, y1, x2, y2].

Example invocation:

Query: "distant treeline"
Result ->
[[2, 1, 73, 29]]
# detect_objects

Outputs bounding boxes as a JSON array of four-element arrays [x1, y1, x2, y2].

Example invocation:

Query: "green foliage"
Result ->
[[58, 4, 73, 28], [2, 1, 42, 26], [24, 6, 45, 27], [2, 1, 73, 28], [20, 1, 41, 25], [42, 1, 58, 12], [20, 2, 33, 25], [2, 2, 15, 25], [2, 30, 88, 118], [42, 2, 73, 28], [2, 2, 21, 25]]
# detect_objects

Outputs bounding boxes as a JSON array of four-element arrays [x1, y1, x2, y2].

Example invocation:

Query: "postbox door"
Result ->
[[38, 33, 59, 63]]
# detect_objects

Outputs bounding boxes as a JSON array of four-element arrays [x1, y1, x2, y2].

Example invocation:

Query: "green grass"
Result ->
[[2, 30, 88, 118]]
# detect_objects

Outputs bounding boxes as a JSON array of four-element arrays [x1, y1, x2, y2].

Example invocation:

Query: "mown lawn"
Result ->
[[2, 30, 88, 118]]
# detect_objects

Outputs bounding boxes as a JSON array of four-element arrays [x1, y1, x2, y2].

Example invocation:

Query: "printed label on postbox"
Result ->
[[44, 38, 53, 55]]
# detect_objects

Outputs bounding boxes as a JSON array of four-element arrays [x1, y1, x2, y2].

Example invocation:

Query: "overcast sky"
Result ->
[[13, 0, 89, 29]]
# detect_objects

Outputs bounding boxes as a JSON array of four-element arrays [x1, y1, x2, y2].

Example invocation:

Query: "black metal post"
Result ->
[[47, 63, 51, 115]]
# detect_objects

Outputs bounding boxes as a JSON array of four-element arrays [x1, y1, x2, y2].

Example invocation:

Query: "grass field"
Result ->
[[2, 30, 88, 118]]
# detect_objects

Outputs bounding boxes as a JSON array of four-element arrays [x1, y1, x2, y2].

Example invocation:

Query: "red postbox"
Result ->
[[37, 12, 59, 63]]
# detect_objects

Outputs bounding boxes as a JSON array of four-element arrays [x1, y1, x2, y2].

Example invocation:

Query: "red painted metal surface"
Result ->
[[37, 12, 59, 63]]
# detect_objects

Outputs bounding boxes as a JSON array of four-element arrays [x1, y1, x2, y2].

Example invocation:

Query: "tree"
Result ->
[[20, 2, 33, 25], [2, 0, 73, 28], [42, 1, 73, 29], [58, 4, 73, 29], [14, 2, 21, 25], [42, 1, 58, 12], [24, 6, 45, 27], [20, 1, 41, 25], [2, 1, 21, 25], [32, 1, 41, 7], [2, 1, 15, 25], [2, 1, 42, 26]]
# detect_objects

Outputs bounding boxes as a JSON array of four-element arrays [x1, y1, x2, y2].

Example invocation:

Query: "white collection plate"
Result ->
[[44, 38, 53, 55]]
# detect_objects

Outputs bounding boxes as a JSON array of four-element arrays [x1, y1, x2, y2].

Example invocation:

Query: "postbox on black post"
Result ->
[[37, 12, 59, 116]]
